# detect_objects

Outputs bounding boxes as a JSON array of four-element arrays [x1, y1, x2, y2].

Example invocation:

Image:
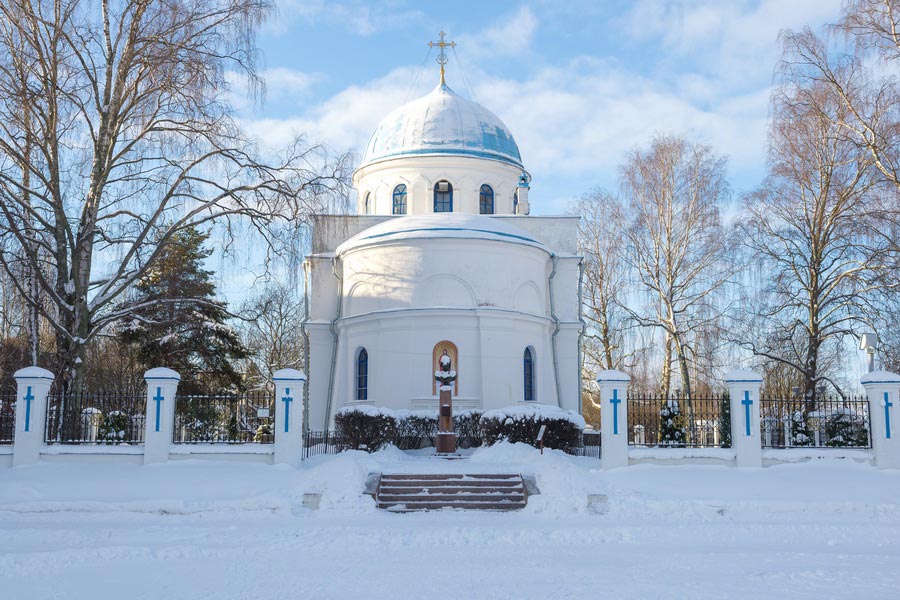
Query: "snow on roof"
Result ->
[[360, 83, 523, 169], [336, 213, 549, 255]]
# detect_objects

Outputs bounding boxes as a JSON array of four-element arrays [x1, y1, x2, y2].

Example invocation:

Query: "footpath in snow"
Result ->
[[2, 443, 900, 599]]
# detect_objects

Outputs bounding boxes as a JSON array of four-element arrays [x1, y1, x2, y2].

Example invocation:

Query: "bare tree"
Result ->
[[574, 189, 631, 373], [238, 283, 305, 392], [620, 135, 734, 399], [740, 76, 894, 401], [0, 0, 347, 393]]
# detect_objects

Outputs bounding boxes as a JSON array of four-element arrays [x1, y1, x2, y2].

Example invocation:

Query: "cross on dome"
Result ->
[[428, 31, 456, 85]]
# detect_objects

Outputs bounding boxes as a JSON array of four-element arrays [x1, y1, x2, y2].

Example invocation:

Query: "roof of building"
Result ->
[[335, 213, 548, 255], [360, 83, 523, 169]]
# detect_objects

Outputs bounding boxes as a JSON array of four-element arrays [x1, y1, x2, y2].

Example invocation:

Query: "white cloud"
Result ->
[[458, 6, 538, 59]]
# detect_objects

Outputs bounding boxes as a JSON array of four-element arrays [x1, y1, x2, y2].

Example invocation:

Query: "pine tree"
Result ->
[[118, 227, 248, 395], [658, 397, 686, 446]]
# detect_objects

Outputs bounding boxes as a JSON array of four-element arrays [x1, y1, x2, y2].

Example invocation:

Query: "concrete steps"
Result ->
[[375, 473, 528, 512]]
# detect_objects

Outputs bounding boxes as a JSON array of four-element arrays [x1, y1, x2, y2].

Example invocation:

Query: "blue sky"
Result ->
[[234, 0, 844, 215]]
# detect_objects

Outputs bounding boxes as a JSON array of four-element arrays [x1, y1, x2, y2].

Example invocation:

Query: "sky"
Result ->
[[234, 0, 845, 216]]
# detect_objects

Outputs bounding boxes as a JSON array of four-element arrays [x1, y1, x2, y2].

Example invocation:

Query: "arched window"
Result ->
[[433, 180, 453, 213], [513, 190, 518, 214], [479, 184, 494, 214], [392, 184, 407, 215], [523, 347, 535, 401], [356, 348, 368, 401], [363, 192, 371, 215]]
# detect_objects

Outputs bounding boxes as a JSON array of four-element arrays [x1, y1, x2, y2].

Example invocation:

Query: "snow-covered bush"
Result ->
[[790, 410, 813, 446], [253, 422, 273, 443], [824, 411, 869, 447], [719, 395, 732, 448], [394, 410, 437, 449], [454, 410, 483, 448], [480, 404, 585, 453], [98, 411, 130, 444], [334, 406, 397, 452], [658, 399, 686, 446]]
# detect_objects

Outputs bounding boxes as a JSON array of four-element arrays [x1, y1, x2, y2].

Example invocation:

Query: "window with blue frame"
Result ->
[[434, 180, 453, 212], [523, 347, 535, 401], [356, 348, 368, 401], [513, 190, 518, 213], [364, 192, 371, 215], [392, 184, 407, 215], [479, 184, 494, 214]]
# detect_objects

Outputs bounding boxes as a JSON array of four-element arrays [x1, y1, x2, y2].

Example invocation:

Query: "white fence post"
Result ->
[[725, 369, 763, 468], [12, 367, 54, 466], [860, 371, 900, 469], [596, 370, 630, 470], [273, 369, 306, 466], [143, 368, 180, 465]]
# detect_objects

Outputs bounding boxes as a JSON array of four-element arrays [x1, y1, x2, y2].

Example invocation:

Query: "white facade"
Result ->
[[303, 78, 581, 431]]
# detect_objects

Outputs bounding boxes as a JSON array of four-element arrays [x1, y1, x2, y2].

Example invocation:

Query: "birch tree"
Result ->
[[238, 283, 305, 392], [620, 135, 734, 399], [740, 77, 894, 401], [0, 0, 346, 394]]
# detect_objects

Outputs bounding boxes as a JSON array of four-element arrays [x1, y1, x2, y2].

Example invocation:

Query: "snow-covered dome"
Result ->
[[336, 213, 546, 255], [361, 83, 523, 168]]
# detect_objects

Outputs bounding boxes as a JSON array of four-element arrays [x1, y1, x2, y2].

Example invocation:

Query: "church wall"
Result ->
[[339, 238, 551, 317]]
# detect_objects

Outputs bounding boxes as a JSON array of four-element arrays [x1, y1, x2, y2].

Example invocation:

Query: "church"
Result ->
[[303, 40, 583, 431]]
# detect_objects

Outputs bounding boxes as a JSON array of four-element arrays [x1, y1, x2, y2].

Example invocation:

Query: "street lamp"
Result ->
[[860, 333, 878, 373]]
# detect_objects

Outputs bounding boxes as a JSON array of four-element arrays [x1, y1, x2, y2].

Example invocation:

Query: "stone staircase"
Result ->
[[374, 473, 529, 512]]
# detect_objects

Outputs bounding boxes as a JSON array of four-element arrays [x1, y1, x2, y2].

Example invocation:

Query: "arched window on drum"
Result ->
[[392, 184, 407, 215], [479, 184, 494, 214]]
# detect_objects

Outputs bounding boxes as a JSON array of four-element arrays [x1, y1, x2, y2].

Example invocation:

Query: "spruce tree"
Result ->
[[119, 227, 248, 395]]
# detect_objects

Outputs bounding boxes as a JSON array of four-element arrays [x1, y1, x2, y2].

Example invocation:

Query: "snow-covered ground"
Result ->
[[2, 444, 899, 599]]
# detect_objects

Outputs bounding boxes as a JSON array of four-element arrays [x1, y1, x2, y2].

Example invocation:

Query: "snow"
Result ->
[[481, 403, 587, 429], [2, 447, 900, 599], [335, 404, 396, 418]]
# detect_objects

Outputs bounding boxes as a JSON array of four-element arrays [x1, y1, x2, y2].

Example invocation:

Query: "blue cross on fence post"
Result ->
[[742, 390, 753, 437], [885, 391, 893, 440], [23, 385, 34, 432], [610, 388, 621, 435], [153, 387, 164, 432], [282, 388, 293, 433]]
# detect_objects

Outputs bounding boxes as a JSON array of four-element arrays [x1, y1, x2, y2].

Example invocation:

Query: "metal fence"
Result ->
[[575, 430, 601, 458], [44, 391, 146, 444], [759, 396, 870, 448], [173, 392, 275, 444], [627, 393, 731, 448], [304, 430, 346, 458], [0, 392, 15, 445]]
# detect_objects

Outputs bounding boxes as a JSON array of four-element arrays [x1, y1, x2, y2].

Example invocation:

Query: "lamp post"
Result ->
[[860, 333, 878, 374]]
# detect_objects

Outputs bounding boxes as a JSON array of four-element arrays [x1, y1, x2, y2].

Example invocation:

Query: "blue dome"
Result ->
[[361, 83, 523, 168]]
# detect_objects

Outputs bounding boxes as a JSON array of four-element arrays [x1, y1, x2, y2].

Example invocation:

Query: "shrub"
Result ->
[[98, 411, 131, 444], [454, 410, 483, 448], [480, 404, 585, 453], [824, 411, 869, 447], [658, 399, 686, 446], [334, 406, 397, 452], [253, 422, 274, 443], [395, 411, 437, 450], [719, 395, 732, 448], [790, 410, 813, 446]]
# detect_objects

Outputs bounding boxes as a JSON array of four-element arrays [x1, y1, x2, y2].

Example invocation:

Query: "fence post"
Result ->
[[12, 367, 54, 467], [860, 370, 900, 469], [596, 370, 630, 470], [273, 369, 306, 466], [143, 368, 180, 465], [725, 369, 763, 467]]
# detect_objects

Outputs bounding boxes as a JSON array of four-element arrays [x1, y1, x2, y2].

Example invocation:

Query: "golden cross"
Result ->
[[428, 31, 456, 85]]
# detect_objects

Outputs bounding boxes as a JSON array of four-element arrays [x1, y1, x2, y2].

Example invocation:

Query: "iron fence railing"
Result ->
[[173, 392, 275, 444], [304, 430, 347, 458], [759, 396, 870, 448], [0, 392, 15, 444], [44, 391, 146, 444], [627, 393, 732, 448], [575, 430, 601, 458]]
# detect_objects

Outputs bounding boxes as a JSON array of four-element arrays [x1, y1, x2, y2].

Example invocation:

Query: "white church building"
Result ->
[[303, 59, 583, 431]]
